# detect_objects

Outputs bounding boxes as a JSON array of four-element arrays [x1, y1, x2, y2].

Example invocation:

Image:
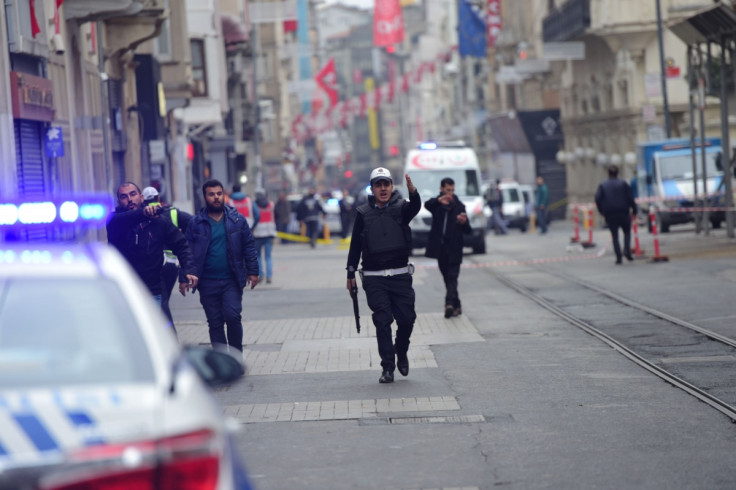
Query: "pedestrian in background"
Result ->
[[595, 165, 637, 265], [275, 191, 291, 244], [425, 177, 472, 319], [535, 176, 549, 234], [346, 167, 421, 384], [253, 190, 276, 284], [142, 186, 193, 334], [107, 182, 198, 314], [486, 179, 507, 235], [297, 187, 325, 248], [339, 188, 355, 239], [183, 179, 260, 354], [229, 184, 259, 231]]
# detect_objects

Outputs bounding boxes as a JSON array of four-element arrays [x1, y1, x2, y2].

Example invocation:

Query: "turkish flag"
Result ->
[[314, 58, 339, 108], [373, 0, 404, 47], [487, 0, 501, 47], [29, 0, 40, 38]]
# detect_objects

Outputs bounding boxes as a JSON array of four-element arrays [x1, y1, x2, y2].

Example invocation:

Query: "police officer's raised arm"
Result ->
[[402, 173, 421, 221]]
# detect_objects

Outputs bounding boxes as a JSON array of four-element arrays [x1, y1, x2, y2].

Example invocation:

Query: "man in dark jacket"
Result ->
[[182, 179, 260, 354], [595, 165, 638, 264], [107, 182, 198, 309], [346, 167, 421, 384], [425, 177, 472, 318], [486, 179, 507, 235], [297, 188, 325, 248]]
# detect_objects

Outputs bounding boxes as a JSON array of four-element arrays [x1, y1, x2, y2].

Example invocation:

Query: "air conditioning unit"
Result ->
[[259, 100, 275, 120]]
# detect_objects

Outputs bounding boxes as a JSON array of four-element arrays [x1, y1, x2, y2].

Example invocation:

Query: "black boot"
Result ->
[[379, 369, 394, 383], [396, 352, 409, 376]]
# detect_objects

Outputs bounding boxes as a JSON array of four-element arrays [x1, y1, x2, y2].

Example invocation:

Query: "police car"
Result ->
[[0, 197, 252, 489]]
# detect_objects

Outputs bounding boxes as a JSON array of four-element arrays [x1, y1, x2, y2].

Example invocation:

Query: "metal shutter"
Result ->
[[14, 119, 48, 240]]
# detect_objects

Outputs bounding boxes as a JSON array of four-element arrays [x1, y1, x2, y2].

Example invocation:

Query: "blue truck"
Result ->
[[635, 137, 725, 232]]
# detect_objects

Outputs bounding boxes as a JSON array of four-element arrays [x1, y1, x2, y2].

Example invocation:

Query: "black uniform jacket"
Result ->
[[346, 189, 421, 277], [424, 194, 472, 264], [107, 208, 196, 295]]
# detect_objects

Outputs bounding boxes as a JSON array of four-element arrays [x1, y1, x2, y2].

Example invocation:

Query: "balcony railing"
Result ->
[[542, 0, 590, 43]]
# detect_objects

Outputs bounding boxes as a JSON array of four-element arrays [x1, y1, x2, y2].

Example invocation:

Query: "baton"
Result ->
[[350, 283, 360, 334]]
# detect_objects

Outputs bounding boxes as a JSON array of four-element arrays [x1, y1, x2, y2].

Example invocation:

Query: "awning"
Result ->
[[487, 111, 531, 153], [670, 3, 736, 45], [221, 13, 248, 50]]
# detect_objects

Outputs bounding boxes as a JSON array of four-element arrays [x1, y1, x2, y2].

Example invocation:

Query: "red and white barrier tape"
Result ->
[[573, 191, 726, 209], [658, 207, 736, 213], [415, 247, 607, 270]]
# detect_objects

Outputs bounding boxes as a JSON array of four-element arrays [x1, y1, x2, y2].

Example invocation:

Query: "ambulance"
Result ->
[[404, 141, 487, 254]]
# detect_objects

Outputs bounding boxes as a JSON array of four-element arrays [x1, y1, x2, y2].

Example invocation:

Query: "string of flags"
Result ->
[[291, 46, 457, 142]]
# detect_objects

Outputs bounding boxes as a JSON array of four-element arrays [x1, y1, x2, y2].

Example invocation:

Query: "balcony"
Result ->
[[542, 0, 590, 43]]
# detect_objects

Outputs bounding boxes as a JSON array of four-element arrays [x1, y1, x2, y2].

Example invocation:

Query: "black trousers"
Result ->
[[438, 250, 461, 308], [605, 212, 632, 260], [362, 274, 416, 371]]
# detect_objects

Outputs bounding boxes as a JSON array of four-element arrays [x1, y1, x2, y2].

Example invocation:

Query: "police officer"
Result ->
[[346, 167, 421, 383]]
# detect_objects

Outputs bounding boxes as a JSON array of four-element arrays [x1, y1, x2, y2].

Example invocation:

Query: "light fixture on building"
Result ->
[[575, 147, 585, 160], [610, 154, 622, 166], [585, 148, 596, 160], [596, 153, 609, 166], [556, 150, 567, 163], [624, 152, 636, 165]]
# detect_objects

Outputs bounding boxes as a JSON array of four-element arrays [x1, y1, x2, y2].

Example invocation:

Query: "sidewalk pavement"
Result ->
[[171, 220, 736, 489]]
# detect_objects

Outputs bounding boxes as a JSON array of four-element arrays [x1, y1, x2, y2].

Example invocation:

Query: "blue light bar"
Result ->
[[327, 198, 339, 206], [418, 142, 438, 150], [0, 195, 113, 228]]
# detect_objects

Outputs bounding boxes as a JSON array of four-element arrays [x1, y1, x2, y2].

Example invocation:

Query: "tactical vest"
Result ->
[[253, 202, 276, 238], [231, 197, 255, 228], [357, 203, 411, 256]]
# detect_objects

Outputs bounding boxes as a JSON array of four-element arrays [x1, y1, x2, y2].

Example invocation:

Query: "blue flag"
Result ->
[[458, 0, 487, 58]]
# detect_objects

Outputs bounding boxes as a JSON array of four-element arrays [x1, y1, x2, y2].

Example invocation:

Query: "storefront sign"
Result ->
[[10, 71, 54, 122]]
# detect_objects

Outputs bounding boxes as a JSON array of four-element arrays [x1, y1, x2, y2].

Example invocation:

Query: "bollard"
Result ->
[[323, 222, 330, 241], [648, 209, 669, 262], [632, 215, 645, 257], [530, 212, 536, 234], [571, 204, 580, 243], [581, 206, 596, 248]]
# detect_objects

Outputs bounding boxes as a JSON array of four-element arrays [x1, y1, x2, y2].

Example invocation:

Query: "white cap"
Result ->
[[369, 167, 392, 184], [142, 186, 159, 200]]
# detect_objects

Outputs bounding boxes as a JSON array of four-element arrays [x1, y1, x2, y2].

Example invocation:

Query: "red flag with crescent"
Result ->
[[314, 58, 339, 108], [373, 0, 404, 47]]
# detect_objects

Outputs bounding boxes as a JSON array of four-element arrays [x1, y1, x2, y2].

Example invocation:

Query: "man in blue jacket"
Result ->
[[182, 179, 260, 353]]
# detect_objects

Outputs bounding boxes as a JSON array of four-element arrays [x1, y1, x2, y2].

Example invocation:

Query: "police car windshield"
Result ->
[[410, 170, 480, 200], [0, 278, 154, 388]]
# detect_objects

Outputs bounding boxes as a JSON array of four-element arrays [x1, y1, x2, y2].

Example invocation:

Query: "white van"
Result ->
[[404, 141, 487, 254]]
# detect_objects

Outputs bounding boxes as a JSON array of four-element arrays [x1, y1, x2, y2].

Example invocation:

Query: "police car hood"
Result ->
[[0, 379, 222, 480]]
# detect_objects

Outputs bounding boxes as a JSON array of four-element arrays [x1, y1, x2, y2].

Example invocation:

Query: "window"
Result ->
[[191, 39, 208, 97], [0, 278, 155, 387], [155, 0, 171, 61]]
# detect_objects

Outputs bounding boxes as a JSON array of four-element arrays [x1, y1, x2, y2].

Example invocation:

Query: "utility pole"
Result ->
[[252, 23, 262, 192], [655, 0, 672, 137]]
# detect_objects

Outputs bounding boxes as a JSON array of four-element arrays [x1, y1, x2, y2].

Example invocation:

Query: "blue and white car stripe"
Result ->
[[0, 397, 105, 463]]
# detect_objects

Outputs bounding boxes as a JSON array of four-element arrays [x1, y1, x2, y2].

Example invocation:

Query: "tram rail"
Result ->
[[473, 257, 736, 422]]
